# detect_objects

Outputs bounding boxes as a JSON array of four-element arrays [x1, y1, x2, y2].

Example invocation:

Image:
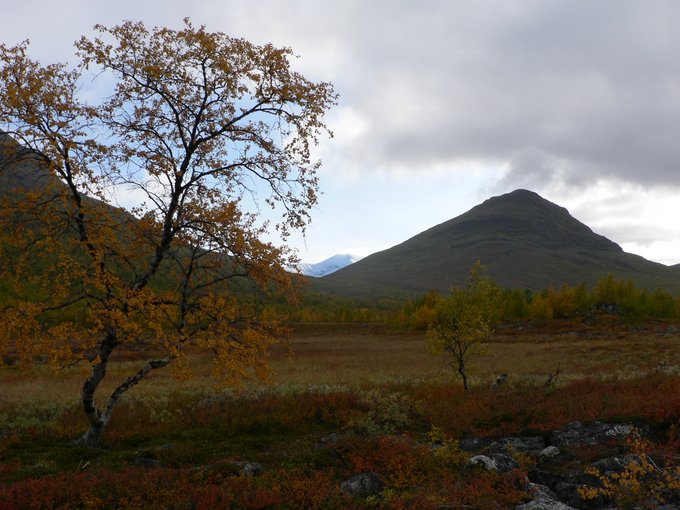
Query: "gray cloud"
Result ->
[[4, 1, 679, 190], [224, 0, 680, 189]]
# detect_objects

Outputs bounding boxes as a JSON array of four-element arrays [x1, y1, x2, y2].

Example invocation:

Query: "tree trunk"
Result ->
[[75, 332, 116, 446], [75, 354, 171, 447], [76, 420, 106, 447], [458, 362, 469, 390]]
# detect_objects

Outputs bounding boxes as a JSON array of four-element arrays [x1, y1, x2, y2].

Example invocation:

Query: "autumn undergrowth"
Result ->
[[1, 325, 680, 509]]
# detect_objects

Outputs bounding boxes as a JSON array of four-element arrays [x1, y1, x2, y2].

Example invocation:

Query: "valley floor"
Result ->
[[1, 319, 679, 509]]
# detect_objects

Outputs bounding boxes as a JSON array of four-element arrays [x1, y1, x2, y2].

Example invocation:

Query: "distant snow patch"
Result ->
[[299, 253, 363, 277]]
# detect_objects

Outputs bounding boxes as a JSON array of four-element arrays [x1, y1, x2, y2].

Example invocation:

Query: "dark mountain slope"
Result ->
[[319, 189, 680, 296], [0, 133, 59, 193]]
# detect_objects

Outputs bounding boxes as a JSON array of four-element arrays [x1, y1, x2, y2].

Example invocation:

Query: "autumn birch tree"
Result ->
[[0, 20, 336, 446], [427, 262, 500, 389]]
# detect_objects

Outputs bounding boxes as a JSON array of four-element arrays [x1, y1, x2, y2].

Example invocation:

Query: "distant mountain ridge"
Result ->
[[318, 189, 680, 296], [299, 253, 363, 277]]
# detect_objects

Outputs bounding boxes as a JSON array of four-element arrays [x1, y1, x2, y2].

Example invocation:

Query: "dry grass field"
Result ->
[[269, 320, 680, 387], [5, 318, 677, 404]]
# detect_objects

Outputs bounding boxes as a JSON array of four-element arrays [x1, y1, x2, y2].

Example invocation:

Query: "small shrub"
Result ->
[[425, 425, 468, 467], [579, 428, 680, 509], [351, 390, 417, 435]]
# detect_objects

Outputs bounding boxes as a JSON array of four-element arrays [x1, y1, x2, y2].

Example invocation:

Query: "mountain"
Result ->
[[0, 133, 58, 193], [318, 189, 680, 296], [299, 253, 363, 277]]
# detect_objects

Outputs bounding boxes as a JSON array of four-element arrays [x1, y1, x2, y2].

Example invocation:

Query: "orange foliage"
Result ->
[[0, 20, 336, 445]]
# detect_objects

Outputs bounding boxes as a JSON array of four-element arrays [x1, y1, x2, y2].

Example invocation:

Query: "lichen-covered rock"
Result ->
[[528, 470, 592, 508], [550, 421, 637, 447], [491, 436, 546, 454], [591, 454, 641, 474], [459, 436, 493, 452], [467, 455, 498, 471], [340, 472, 383, 497], [490, 453, 520, 472], [539, 446, 561, 459], [515, 483, 579, 510], [238, 461, 264, 476]]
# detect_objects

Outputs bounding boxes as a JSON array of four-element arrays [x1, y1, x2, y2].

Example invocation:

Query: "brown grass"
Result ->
[[1, 320, 679, 406]]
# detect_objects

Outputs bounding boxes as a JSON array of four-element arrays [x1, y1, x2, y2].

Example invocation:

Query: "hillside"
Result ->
[[318, 189, 680, 296], [0, 133, 58, 193]]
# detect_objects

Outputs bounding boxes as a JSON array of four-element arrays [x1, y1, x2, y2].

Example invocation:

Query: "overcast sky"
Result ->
[[3, 0, 680, 264]]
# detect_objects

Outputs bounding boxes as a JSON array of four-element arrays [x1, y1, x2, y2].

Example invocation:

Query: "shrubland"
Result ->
[[1, 318, 679, 508]]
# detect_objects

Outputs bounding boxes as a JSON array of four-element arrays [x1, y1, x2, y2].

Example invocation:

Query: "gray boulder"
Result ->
[[459, 436, 493, 452], [550, 421, 636, 447], [591, 454, 641, 474], [490, 453, 520, 472], [488, 436, 546, 454], [467, 455, 498, 471], [340, 472, 383, 497], [239, 461, 264, 476], [515, 483, 579, 510], [539, 446, 561, 459]]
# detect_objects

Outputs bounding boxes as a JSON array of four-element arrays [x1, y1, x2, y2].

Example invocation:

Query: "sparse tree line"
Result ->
[[398, 273, 680, 329], [282, 272, 680, 328]]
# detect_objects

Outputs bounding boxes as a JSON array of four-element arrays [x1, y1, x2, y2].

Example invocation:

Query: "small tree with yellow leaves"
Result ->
[[0, 20, 336, 446], [427, 262, 500, 390]]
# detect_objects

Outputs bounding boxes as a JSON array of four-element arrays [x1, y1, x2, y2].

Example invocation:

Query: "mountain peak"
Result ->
[[319, 190, 680, 296], [480, 188, 569, 214]]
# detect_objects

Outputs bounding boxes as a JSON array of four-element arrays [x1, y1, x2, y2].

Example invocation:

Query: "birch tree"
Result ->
[[428, 262, 500, 390], [0, 20, 336, 446]]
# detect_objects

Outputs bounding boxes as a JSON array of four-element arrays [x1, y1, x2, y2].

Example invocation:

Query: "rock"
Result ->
[[467, 455, 498, 471], [340, 472, 383, 497], [528, 470, 592, 506], [590, 454, 643, 478], [603, 423, 634, 438], [488, 436, 546, 454], [317, 433, 341, 448], [491, 373, 508, 389], [527, 483, 558, 499], [515, 496, 579, 510], [490, 453, 520, 472], [550, 421, 591, 447], [237, 461, 263, 476], [550, 421, 636, 447], [514, 483, 580, 510], [539, 446, 561, 459], [529, 470, 573, 491], [459, 437, 493, 452], [549, 421, 584, 447]]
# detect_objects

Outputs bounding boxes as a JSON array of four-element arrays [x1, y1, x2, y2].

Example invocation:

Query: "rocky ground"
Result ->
[[338, 421, 680, 509]]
